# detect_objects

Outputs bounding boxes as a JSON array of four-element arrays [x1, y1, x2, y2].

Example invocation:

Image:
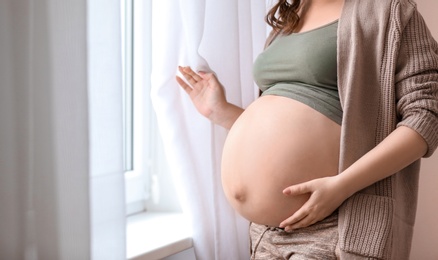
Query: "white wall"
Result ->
[[410, 1, 438, 259]]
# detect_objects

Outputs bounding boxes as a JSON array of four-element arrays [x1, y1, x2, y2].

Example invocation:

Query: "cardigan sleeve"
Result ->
[[395, 9, 438, 158]]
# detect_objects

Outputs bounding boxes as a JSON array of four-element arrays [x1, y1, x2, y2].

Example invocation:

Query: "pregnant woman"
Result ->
[[176, 0, 438, 259]]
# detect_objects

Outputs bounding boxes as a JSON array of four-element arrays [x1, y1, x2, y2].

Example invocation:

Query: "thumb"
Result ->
[[283, 182, 312, 196]]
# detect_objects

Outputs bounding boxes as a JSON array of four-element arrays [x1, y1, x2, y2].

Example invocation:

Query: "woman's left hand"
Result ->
[[279, 175, 349, 232]]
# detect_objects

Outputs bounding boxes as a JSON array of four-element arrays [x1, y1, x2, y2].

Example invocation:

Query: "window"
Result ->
[[121, 0, 133, 172], [121, 0, 182, 215]]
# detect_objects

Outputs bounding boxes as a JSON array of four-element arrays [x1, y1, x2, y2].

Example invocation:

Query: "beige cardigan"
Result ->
[[265, 0, 438, 259]]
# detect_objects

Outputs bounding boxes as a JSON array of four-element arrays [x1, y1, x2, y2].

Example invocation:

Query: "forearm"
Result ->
[[336, 126, 428, 198], [210, 102, 244, 130]]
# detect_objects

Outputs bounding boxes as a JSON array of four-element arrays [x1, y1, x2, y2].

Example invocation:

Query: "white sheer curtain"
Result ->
[[0, 0, 125, 259], [151, 0, 269, 259]]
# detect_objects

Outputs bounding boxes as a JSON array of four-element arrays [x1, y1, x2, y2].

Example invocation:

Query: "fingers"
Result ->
[[280, 177, 341, 231], [279, 204, 323, 231], [280, 182, 320, 230], [283, 182, 312, 196], [282, 214, 320, 232], [175, 75, 192, 94], [279, 211, 307, 229], [178, 66, 203, 87]]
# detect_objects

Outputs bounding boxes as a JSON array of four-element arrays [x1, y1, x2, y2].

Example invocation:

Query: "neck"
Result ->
[[299, 0, 344, 15]]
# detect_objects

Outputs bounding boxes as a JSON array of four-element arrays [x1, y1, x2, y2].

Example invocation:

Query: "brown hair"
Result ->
[[266, 0, 302, 34]]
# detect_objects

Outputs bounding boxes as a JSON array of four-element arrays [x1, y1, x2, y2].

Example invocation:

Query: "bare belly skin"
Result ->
[[221, 95, 341, 227]]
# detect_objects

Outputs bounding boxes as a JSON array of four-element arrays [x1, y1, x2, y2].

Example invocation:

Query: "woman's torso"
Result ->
[[221, 17, 343, 227]]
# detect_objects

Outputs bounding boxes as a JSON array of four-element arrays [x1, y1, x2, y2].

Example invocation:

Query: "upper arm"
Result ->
[[395, 9, 438, 157]]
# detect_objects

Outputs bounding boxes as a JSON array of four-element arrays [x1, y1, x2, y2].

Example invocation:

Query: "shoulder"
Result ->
[[347, 0, 416, 13], [393, 0, 417, 17], [357, 0, 416, 8], [346, 0, 418, 27]]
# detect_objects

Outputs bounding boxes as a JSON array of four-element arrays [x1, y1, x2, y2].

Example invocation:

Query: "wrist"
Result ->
[[209, 101, 243, 130], [333, 173, 358, 200]]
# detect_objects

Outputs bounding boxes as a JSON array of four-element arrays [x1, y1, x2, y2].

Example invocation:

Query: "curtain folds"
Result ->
[[0, 1, 91, 259], [0, 0, 125, 259], [150, 0, 268, 259]]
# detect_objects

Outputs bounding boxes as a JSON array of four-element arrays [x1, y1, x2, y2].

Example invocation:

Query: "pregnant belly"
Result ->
[[221, 95, 341, 227]]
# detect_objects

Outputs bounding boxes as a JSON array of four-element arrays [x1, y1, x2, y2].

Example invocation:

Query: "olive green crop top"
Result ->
[[253, 20, 342, 125]]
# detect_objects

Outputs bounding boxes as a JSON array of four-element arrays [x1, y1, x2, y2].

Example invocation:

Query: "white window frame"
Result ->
[[122, 0, 149, 215], [122, 0, 182, 216]]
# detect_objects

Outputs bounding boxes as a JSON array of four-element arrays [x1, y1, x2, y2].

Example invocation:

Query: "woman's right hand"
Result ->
[[176, 66, 244, 129], [176, 66, 227, 120]]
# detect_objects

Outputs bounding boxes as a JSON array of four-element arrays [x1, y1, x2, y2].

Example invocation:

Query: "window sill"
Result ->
[[126, 212, 193, 260]]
